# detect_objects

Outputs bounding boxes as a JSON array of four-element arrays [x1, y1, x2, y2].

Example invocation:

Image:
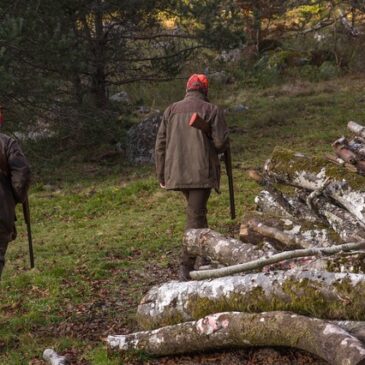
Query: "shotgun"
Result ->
[[22, 195, 34, 268], [189, 113, 236, 219], [223, 146, 236, 219]]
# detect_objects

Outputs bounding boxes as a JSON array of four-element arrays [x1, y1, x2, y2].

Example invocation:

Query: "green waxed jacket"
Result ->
[[155, 90, 229, 191], [0, 134, 31, 242]]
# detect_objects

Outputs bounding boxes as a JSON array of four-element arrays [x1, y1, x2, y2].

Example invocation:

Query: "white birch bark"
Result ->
[[265, 147, 365, 225], [348, 121, 365, 139], [137, 269, 365, 330], [108, 311, 365, 365], [183, 228, 277, 266]]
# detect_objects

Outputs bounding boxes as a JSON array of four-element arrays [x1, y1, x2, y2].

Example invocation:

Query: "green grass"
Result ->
[[1, 75, 365, 364]]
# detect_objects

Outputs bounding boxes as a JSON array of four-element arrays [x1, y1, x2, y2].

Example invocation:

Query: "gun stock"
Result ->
[[22, 196, 34, 268], [189, 113, 211, 135], [224, 147, 236, 220]]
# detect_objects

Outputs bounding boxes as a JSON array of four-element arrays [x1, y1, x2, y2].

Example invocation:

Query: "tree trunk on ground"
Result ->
[[348, 121, 365, 139], [255, 188, 365, 242], [312, 196, 365, 241], [190, 241, 365, 280], [137, 269, 365, 330], [108, 311, 365, 365], [248, 169, 306, 219], [184, 228, 330, 273], [254, 189, 294, 218], [332, 137, 357, 164], [348, 138, 365, 160], [264, 147, 365, 225], [240, 208, 342, 250], [330, 135, 365, 175], [255, 189, 321, 223], [246, 218, 318, 249], [334, 320, 365, 343], [326, 153, 358, 173], [191, 227, 365, 272], [183, 229, 277, 266]]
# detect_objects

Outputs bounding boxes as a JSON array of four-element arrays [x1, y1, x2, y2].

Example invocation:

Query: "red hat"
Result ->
[[186, 74, 208, 95]]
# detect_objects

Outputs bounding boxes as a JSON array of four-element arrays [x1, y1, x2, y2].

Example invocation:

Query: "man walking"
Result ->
[[0, 133, 31, 278], [155, 74, 229, 279]]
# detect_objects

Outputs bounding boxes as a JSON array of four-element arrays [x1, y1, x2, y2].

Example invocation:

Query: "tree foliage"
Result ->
[[0, 0, 242, 109], [1, 0, 365, 146]]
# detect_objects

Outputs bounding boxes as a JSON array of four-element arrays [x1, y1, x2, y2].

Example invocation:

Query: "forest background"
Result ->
[[1, 0, 365, 364]]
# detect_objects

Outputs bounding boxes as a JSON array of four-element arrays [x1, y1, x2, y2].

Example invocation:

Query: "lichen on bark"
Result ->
[[109, 312, 365, 365], [267, 147, 365, 191], [265, 147, 365, 225], [137, 270, 365, 330]]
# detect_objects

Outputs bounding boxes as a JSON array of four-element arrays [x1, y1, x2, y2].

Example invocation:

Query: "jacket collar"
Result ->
[[184, 90, 209, 102]]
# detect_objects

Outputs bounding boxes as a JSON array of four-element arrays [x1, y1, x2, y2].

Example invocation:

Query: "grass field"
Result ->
[[1, 75, 365, 364]]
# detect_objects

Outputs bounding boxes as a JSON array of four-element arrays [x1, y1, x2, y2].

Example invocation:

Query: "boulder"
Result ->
[[109, 91, 131, 104], [126, 112, 162, 164]]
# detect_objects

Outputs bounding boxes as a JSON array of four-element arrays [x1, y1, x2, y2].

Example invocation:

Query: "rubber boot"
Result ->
[[179, 248, 196, 281], [186, 207, 208, 229]]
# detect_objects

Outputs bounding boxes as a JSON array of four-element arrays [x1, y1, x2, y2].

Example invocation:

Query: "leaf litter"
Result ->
[[32, 250, 329, 364]]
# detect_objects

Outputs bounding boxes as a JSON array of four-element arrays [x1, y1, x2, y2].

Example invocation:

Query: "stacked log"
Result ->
[[107, 121, 365, 364], [328, 121, 365, 175]]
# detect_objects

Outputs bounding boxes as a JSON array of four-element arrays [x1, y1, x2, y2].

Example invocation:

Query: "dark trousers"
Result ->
[[181, 188, 211, 229], [180, 188, 211, 280], [0, 241, 9, 278]]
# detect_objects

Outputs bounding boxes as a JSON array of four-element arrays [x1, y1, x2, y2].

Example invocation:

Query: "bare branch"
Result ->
[[190, 241, 365, 280]]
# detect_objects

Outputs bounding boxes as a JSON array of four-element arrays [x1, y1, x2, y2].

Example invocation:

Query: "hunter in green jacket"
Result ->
[[155, 74, 229, 279], [0, 133, 31, 278]]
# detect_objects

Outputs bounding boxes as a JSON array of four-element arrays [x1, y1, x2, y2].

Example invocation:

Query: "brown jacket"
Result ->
[[0, 134, 31, 242], [155, 90, 229, 191]]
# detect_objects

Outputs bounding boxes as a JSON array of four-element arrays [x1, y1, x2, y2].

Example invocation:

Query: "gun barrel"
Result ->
[[224, 148, 236, 220], [22, 196, 35, 268]]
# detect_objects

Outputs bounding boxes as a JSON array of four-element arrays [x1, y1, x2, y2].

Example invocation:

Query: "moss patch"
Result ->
[[269, 147, 365, 191], [137, 311, 185, 331], [141, 278, 365, 330]]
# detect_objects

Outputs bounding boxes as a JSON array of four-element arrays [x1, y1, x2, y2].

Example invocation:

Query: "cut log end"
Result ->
[[247, 169, 264, 184]]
